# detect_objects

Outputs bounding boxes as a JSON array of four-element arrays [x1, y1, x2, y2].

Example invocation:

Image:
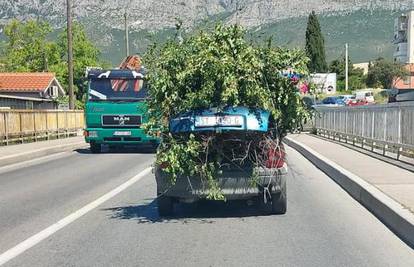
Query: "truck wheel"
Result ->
[[271, 176, 287, 214], [157, 195, 174, 217], [90, 143, 101, 154]]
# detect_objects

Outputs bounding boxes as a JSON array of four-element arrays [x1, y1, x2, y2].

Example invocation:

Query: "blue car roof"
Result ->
[[169, 107, 271, 133]]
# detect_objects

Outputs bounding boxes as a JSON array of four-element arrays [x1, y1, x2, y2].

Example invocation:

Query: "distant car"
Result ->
[[347, 98, 368, 106], [317, 96, 346, 107], [392, 89, 414, 102], [355, 90, 375, 103], [337, 95, 354, 105]]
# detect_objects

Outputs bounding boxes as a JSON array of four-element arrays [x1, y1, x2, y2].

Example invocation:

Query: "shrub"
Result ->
[[143, 25, 310, 199]]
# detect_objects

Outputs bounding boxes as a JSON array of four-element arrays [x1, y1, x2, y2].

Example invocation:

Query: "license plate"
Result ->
[[113, 131, 132, 136], [195, 115, 243, 127]]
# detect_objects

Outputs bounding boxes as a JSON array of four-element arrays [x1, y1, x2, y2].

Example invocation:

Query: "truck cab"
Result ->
[[84, 68, 159, 153]]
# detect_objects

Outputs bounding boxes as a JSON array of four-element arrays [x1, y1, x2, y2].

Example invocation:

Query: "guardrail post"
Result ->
[[371, 111, 375, 140], [19, 112, 23, 144], [4, 112, 8, 145], [352, 111, 356, 136], [383, 111, 387, 142], [56, 111, 59, 139], [33, 112, 37, 142], [397, 147, 402, 160], [345, 110, 348, 134], [362, 110, 365, 138], [46, 111, 50, 140], [398, 107, 402, 144]]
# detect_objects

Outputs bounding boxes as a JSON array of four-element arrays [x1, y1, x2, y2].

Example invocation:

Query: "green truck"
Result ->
[[84, 67, 159, 153]]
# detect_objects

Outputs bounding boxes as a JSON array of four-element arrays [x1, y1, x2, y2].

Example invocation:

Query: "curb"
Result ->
[[0, 142, 88, 168], [284, 136, 414, 248]]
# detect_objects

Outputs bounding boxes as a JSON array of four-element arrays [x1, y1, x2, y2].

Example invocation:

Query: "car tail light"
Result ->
[[83, 130, 89, 137], [159, 162, 169, 169], [265, 146, 285, 169]]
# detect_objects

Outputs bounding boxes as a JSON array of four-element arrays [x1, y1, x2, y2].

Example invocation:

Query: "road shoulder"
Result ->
[[0, 136, 87, 168], [285, 134, 414, 248]]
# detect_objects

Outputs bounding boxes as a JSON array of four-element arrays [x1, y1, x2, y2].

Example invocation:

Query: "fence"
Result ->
[[314, 102, 414, 159], [0, 110, 84, 145]]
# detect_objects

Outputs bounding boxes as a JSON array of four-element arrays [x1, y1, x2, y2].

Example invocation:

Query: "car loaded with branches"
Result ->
[[143, 25, 310, 216]]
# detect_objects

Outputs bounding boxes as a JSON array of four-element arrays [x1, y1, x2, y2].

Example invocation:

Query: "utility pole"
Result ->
[[236, 1, 239, 24], [66, 0, 75, 110], [124, 11, 130, 57], [345, 43, 349, 92], [235, 0, 243, 25]]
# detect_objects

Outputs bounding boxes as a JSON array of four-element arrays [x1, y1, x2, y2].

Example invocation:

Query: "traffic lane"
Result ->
[[6, 146, 414, 267], [0, 148, 154, 253]]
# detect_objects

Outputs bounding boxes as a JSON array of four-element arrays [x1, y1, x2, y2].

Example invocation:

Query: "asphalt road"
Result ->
[[0, 146, 413, 266]]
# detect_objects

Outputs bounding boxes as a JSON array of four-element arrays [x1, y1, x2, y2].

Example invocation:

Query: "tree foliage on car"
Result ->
[[143, 24, 310, 199]]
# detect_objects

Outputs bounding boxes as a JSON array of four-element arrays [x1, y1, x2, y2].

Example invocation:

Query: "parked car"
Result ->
[[355, 90, 375, 103], [317, 96, 346, 106], [388, 89, 414, 102], [337, 95, 354, 105], [347, 98, 368, 106], [155, 107, 288, 216]]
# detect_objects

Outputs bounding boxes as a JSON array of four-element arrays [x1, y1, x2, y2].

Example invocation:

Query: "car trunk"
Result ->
[[156, 131, 286, 199]]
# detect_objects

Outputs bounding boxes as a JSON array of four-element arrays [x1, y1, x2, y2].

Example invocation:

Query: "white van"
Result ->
[[355, 90, 375, 103]]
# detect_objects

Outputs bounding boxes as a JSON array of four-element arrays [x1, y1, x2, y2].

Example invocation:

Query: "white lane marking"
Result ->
[[0, 152, 72, 175], [0, 142, 85, 161], [0, 167, 152, 266]]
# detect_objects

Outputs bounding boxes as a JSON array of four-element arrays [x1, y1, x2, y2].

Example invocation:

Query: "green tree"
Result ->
[[2, 19, 60, 72], [55, 23, 104, 100], [1, 20, 104, 102], [144, 24, 310, 199], [305, 11, 328, 73], [366, 58, 408, 89], [329, 57, 366, 91]]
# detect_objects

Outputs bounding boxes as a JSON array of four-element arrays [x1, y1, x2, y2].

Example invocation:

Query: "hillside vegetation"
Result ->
[[0, 0, 412, 65]]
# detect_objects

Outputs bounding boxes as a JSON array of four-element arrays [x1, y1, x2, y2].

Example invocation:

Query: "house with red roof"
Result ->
[[0, 72, 65, 109]]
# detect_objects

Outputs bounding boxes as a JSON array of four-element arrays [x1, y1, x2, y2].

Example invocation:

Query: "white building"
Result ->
[[310, 73, 337, 94], [393, 11, 414, 64], [353, 62, 370, 75]]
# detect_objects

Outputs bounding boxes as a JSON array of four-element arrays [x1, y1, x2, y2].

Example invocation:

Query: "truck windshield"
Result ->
[[88, 78, 148, 101]]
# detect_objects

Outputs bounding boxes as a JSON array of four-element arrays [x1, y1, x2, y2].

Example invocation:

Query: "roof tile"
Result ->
[[0, 73, 56, 92]]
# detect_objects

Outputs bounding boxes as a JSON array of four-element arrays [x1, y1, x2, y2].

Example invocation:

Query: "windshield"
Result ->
[[88, 78, 149, 101]]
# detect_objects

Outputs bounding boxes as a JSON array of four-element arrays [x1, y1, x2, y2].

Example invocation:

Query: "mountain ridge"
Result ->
[[0, 1, 413, 64], [1, 0, 412, 30]]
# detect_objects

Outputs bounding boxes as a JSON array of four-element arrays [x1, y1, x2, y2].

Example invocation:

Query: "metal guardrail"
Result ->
[[313, 102, 414, 159], [0, 110, 84, 145]]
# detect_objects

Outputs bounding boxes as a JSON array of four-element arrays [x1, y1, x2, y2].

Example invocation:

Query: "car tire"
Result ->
[[90, 143, 101, 153], [271, 176, 287, 214], [157, 195, 174, 217]]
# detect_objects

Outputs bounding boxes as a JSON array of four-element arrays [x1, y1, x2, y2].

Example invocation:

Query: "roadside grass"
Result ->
[[373, 89, 389, 104]]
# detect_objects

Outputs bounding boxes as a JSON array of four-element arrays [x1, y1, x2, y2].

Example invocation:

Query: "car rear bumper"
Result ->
[[84, 128, 159, 145], [155, 164, 288, 201]]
